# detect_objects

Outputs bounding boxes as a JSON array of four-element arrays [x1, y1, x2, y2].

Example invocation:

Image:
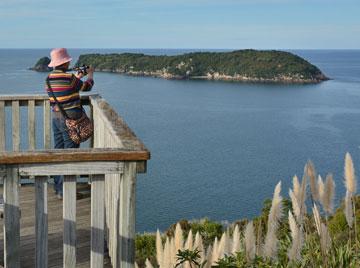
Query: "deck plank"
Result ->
[[0, 184, 112, 267]]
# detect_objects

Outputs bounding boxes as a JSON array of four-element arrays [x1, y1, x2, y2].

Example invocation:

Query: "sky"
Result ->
[[0, 0, 359, 49]]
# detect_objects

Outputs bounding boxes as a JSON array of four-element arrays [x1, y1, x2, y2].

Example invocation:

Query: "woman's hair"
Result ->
[[54, 61, 70, 70]]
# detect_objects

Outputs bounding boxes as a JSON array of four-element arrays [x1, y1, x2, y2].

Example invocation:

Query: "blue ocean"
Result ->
[[0, 49, 360, 232]]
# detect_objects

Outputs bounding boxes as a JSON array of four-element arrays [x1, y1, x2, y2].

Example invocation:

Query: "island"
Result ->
[[31, 50, 329, 83], [29, 56, 52, 72]]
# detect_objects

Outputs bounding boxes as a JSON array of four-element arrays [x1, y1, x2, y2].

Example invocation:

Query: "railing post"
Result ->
[[119, 161, 137, 268], [12, 101, 20, 151], [91, 174, 105, 268], [4, 165, 20, 268], [43, 100, 51, 149], [0, 100, 5, 151], [63, 175, 77, 268], [28, 100, 36, 150], [35, 176, 48, 268]]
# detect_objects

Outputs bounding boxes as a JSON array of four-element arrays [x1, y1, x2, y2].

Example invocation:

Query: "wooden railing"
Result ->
[[0, 94, 150, 268]]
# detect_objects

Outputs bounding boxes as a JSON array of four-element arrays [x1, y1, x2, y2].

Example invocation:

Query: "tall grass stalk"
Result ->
[[306, 160, 319, 203], [288, 210, 303, 261], [244, 221, 256, 261], [156, 229, 164, 267], [344, 152, 357, 249], [263, 181, 283, 259], [185, 229, 193, 250], [232, 225, 241, 254], [145, 258, 154, 268], [194, 231, 205, 262], [174, 223, 184, 252]]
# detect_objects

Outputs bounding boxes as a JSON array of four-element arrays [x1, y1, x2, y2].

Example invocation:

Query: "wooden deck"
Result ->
[[0, 184, 112, 268]]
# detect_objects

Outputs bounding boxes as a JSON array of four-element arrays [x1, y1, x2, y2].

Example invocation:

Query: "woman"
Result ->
[[46, 48, 94, 199]]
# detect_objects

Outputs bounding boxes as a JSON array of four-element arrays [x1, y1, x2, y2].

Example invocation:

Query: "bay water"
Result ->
[[0, 49, 359, 232]]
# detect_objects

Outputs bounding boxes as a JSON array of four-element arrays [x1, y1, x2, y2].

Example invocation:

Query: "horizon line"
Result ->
[[0, 47, 360, 50]]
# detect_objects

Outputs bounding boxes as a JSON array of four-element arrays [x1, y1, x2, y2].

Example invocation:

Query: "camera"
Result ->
[[72, 65, 90, 76]]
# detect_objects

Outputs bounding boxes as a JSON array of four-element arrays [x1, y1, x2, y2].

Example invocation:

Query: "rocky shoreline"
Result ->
[[92, 68, 329, 84]]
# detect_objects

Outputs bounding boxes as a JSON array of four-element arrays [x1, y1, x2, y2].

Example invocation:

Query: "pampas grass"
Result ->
[[185, 229, 193, 250], [324, 174, 335, 215], [156, 229, 164, 267], [263, 181, 283, 259], [288, 211, 304, 261], [232, 224, 241, 254], [244, 221, 256, 261], [145, 258, 154, 268], [306, 160, 319, 202], [345, 152, 356, 194], [345, 190, 354, 228], [148, 154, 359, 268], [194, 232, 205, 262], [174, 223, 184, 252]]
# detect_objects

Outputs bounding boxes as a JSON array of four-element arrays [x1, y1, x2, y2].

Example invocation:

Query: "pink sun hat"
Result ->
[[48, 48, 72, 67]]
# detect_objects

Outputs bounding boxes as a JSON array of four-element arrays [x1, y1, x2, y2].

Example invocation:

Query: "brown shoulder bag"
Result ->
[[46, 78, 94, 144]]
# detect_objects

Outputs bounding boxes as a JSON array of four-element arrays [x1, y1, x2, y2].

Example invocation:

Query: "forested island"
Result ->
[[76, 50, 329, 83], [31, 50, 329, 83]]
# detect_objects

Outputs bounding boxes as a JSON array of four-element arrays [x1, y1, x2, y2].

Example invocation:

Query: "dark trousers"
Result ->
[[52, 111, 82, 195]]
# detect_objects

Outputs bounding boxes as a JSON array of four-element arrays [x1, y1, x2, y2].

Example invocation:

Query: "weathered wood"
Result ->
[[4, 166, 21, 268], [28, 100, 36, 150], [0, 100, 5, 151], [0, 93, 97, 101], [90, 95, 148, 152], [19, 161, 124, 176], [0, 148, 150, 164], [35, 176, 48, 268], [63, 175, 77, 268], [43, 100, 51, 149], [12, 100, 20, 151], [119, 162, 137, 268], [90, 174, 105, 268]]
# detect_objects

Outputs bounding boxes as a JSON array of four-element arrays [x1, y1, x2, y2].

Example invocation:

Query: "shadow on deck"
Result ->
[[0, 184, 112, 267]]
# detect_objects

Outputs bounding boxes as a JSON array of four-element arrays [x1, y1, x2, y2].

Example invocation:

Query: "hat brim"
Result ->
[[48, 57, 72, 68]]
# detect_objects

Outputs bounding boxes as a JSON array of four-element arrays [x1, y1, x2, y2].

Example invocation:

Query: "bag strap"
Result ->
[[46, 77, 69, 119]]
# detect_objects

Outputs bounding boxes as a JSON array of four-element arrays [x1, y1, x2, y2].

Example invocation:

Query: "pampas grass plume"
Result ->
[[244, 221, 256, 261], [194, 231, 205, 261], [312, 204, 321, 235], [344, 152, 357, 194], [345, 190, 354, 228], [263, 181, 283, 259], [306, 161, 319, 201], [163, 237, 171, 268], [232, 224, 241, 254], [288, 211, 303, 261], [292, 175, 301, 200], [156, 229, 163, 267], [185, 229, 193, 250], [174, 223, 183, 252], [145, 258, 154, 268], [323, 174, 335, 214], [211, 237, 219, 265]]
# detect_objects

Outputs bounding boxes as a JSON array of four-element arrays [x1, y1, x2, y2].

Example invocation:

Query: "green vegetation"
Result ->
[[75, 50, 329, 83], [135, 154, 359, 267]]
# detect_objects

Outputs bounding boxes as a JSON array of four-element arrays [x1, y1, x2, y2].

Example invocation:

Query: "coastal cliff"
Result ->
[[76, 50, 329, 83]]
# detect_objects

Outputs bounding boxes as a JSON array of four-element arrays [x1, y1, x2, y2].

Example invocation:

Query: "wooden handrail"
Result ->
[[90, 95, 148, 152], [0, 93, 98, 106], [0, 148, 150, 164]]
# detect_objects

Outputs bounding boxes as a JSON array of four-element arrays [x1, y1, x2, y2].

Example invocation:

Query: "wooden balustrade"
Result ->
[[0, 94, 150, 268]]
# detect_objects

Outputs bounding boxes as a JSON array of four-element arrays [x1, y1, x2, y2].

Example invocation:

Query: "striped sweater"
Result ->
[[45, 69, 94, 112]]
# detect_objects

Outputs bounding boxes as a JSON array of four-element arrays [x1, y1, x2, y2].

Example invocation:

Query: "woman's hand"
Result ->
[[87, 67, 95, 79], [75, 72, 84, 79]]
